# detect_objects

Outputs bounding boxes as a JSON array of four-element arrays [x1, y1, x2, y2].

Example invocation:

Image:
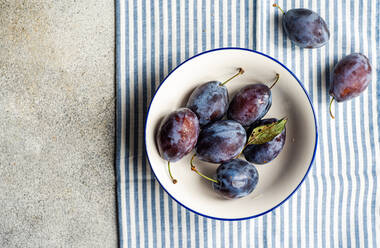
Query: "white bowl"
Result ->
[[145, 48, 318, 220]]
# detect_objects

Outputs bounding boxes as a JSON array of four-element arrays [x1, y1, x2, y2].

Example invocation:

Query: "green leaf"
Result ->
[[247, 118, 287, 145]]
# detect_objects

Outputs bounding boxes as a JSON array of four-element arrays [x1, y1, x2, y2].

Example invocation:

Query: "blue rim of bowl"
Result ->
[[144, 47, 318, 221]]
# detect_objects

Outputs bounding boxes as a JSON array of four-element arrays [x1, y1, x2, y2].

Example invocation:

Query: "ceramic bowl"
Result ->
[[145, 48, 318, 220]]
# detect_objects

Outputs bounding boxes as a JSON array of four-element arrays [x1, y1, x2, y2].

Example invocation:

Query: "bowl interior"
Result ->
[[145, 48, 317, 220]]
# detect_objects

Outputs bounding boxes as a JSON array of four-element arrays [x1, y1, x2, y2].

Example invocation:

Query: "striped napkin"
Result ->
[[116, 0, 379, 247]]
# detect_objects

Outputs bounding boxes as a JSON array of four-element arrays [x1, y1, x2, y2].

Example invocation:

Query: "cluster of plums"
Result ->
[[157, 69, 287, 199], [273, 4, 372, 117], [156, 4, 373, 200]]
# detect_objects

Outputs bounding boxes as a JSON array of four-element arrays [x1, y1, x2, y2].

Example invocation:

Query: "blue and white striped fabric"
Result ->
[[116, 0, 380, 247]]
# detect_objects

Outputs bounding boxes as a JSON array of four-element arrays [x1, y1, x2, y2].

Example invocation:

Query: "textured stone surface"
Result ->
[[0, 0, 117, 247]]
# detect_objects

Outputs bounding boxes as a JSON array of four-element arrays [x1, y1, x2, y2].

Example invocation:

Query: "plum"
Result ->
[[156, 108, 200, 183], [274, 4, 330, 48], [329, 53, 372, 118], [243, 118, 286, 164], [186, 68, 244, 126], [227, 74, 279, 127], [227, 73, 280, 126], [190, 157, 259, 199], [195, 120, 246, 163], [227, 84, 271, 126], [186, 81, 228, 126], [213, 159, 259, 199]]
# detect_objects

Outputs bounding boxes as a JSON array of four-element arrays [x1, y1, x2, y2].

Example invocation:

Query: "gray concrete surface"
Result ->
[[0, 1, 117, 247]]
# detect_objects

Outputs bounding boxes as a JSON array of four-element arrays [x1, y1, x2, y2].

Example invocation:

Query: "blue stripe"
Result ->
[[221, 221, 225, 248], [202, 0, 206, 50], [263, 217, 268, 247], [236, 0, 240, 46], [195, 215, 200, 247], [177, 208, 182, 248], [246, 220, 250, 246], [185, 0, 190, 59], [288, 199, 293, 248], [357, 1, 370, 247], [186, 212, 191, 247], [115, 0, 123, 246], [228, 223, 233, 247], [212, 219, 216, 248], [271, 211, 276, 248], [266, 0, 270, 52], [124, 0, 132, 246], [203, 218, 208, 248], [141, 0, 149, 247], [132, 1, 141, 247], [219, 0, 223, 47], [210, 0, 215, 48], [371, 1, 379, 247], [304, 178, 311, 247], [227, 0, 231, 46], [254, 219, 259, 247], [252, 0, 256, 50], [244, 0, 249, 48], [176, 0, 181, 65], [167, 0, 173, 72], [348, 1, 362, 247], [193, 0, 198, 54], [259, 0, 263, 51], [237, 222, 242, 248], [296, 136, 302, 244]]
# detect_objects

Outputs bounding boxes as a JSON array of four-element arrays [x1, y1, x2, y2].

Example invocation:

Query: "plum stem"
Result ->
[[329, 97, 335, 119], [235, 144, 248, 159], [220, 68, 245, 86], [269, 73, 280, 89], [190, 155, 219, 184], [273, 3, 285, 15], [168, 161, 177, 184]]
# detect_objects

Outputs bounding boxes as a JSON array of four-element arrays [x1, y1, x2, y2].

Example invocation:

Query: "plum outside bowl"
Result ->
[[145, 48, 318, 220]]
